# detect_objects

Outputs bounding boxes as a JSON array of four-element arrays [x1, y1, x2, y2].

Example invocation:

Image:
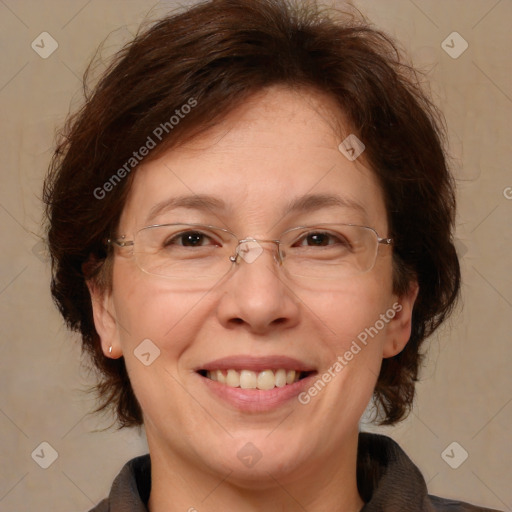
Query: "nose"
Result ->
[[216, 242, 300, 335]]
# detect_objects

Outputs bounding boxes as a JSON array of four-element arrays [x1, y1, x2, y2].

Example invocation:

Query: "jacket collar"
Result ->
[[96, 432, 496, 511]]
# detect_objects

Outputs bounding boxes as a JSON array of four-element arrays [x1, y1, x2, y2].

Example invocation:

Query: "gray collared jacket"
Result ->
[[89, 433, 502, 511]]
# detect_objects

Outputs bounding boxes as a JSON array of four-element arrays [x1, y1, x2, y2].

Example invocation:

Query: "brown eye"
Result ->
[[304, 233, 331, 246], [294, 231, 350, 248], [181, 232, 207, 246], [165, 231, 213, 247]]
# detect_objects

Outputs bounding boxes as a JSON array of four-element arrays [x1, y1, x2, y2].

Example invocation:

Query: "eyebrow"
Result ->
[[145, 194, 227, 224], [282, 193, 366, 217], [144, 192, 366, 224]]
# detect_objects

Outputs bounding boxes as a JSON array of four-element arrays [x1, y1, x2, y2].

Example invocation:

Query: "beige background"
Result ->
[[1, 0, 511, 510]]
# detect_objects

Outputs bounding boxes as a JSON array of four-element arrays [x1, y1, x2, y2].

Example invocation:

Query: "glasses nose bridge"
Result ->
[[230, 237, 284, 266]]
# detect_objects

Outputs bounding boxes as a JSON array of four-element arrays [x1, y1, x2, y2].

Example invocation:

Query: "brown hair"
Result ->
[[43, 0, 460, 427]]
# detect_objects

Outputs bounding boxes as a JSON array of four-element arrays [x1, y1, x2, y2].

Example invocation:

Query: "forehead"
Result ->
[[119, 86, 387, 233]]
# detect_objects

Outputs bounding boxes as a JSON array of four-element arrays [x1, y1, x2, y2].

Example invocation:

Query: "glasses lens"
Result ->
[[131, 223, 381, 282], [281, 224, 379, 278], [134, 224, 234, 279]]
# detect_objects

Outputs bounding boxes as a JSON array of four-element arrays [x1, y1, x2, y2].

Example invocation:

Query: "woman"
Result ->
[[43, 0, 501, 510]]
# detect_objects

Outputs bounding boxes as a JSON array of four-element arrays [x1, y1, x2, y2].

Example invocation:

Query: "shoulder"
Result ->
[[87, 454, 151, 512], [428, 494, 503, 511], [88, 498, 108, 512], [358, 433, 503, 512]]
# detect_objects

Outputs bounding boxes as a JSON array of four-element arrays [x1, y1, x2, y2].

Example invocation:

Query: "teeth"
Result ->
[[257, 369, 275, 390], [226, 369, 240, 387], [274, 368, 287, 388], [240, 370, 257, 389], [216, 369, 226, 384], [205, 369, 302, 390]]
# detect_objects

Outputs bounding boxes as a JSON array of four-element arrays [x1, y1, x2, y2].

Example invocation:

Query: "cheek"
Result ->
[[294, 277, 398, 441], [111, 259, 210, 359], [305, 271, 396, 395], [110, 269, 213, 426], [312, 275, 394, 346]]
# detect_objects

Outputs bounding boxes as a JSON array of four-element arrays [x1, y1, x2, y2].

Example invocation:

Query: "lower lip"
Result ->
[[198, 372, 317, 412]]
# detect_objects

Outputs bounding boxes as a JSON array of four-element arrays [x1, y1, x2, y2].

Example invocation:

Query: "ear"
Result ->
[[382, 281, 419, 358], [86, 279, 123, 359]]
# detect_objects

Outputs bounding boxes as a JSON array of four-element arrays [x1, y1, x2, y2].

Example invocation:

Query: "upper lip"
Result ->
[[196, 355, 316, 373]]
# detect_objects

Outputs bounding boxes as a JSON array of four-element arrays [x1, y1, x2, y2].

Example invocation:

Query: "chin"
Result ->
[[204, 435, 311, 484]]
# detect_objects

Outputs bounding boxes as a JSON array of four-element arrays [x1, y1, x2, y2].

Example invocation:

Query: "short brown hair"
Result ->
[[43, 0, 460, 427]]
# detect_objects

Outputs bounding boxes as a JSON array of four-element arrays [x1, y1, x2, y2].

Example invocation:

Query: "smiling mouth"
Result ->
[[197, 368, 314, 390]]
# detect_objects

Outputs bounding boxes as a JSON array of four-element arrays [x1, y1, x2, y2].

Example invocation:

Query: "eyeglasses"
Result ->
[[108, 223, 392, 282]]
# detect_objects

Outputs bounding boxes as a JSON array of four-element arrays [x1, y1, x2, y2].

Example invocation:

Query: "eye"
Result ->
[[164, 230, 217, 247], [293, 230, 351, 248]]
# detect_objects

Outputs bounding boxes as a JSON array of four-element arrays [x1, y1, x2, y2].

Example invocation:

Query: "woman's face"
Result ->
[[92, 86, 416, 486]]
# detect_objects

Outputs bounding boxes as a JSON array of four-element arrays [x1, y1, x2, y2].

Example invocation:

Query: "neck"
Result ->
[[147, 430, 365, 512]]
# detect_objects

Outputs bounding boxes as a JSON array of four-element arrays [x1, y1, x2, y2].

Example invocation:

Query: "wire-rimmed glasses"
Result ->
[[108, 223, 392, 283]]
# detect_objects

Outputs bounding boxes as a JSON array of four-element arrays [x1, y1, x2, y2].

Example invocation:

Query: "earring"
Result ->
[[108, 345, 112, 355]]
